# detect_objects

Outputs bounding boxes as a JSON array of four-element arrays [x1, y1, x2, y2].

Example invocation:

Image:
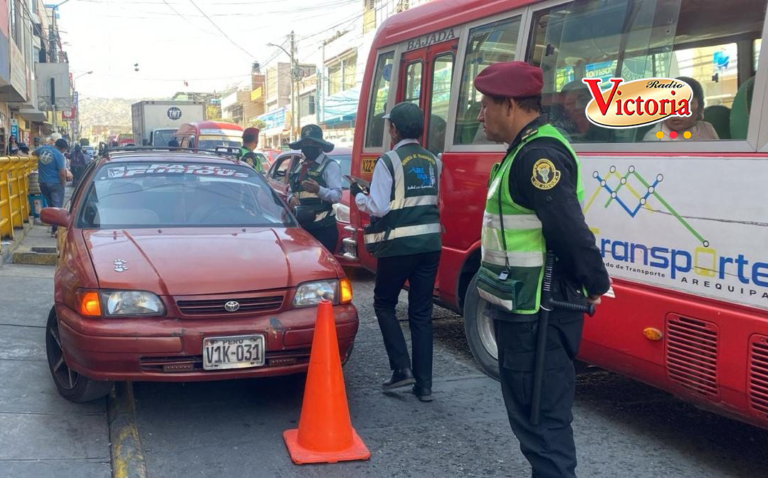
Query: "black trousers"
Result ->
[[493, 278, 586, 478], [374, 250, 441, 388], [307, 224, 339, 253]]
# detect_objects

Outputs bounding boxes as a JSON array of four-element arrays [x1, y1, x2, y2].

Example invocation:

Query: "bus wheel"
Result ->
[[463, 274, 500, 381]]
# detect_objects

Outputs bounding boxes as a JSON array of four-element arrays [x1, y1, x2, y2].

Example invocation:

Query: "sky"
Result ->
[[58, 0, 362, 99]]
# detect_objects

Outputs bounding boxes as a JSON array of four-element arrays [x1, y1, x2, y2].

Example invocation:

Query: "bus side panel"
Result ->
[[581, 278, 768, 428]]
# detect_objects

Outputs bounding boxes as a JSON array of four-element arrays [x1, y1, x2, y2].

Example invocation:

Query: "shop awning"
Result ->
[[323, 88, 359, 124], [18, 107, 48, 123]]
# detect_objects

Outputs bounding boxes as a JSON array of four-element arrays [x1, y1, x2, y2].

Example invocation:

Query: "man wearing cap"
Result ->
[[238, 127, 264, 173], [353, 102, 442, 402], [474, 61, 610, 477], [286, 124, 343, 251]]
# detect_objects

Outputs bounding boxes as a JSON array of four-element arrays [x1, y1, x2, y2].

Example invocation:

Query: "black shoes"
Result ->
[[382, 368, 416, 390], [412, 385, 433, 402]]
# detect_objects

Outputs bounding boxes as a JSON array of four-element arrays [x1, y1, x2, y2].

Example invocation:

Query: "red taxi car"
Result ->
[[265, 148, 357, 267], [41, 150, 358, 402]]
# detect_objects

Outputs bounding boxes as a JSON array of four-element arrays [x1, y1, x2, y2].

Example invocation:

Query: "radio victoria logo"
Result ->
[[580, 77, 768, 306], [167, 107, 183, 120], [583, 77, 693, 129]]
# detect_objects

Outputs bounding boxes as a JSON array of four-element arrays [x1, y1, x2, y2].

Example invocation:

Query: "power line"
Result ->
[[187, 0, 255, 59]]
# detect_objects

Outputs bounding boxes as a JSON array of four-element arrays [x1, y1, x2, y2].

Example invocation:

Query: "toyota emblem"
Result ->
[[224, 301, 240, 312]]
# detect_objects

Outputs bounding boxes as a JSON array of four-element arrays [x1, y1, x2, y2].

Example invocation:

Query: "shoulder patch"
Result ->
[[531, 158, 561, 190]]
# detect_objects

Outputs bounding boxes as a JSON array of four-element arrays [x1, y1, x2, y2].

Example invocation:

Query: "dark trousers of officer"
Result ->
[[308, 224, 339, 253], [374, 250, 441, 388], [493, 277, 585, 478]]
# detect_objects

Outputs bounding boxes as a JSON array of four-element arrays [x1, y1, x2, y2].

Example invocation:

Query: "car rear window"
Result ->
[[78, 162, 293, 228]]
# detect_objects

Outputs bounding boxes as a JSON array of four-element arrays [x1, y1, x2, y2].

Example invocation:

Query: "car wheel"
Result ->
[[463, 274, 500, 381], [45, 307, 113, 403]]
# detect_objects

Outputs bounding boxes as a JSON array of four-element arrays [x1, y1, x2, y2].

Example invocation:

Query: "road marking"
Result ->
[[108, 383, 148, 478]]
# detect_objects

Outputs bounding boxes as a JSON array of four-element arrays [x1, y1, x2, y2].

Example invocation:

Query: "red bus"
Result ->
[[174, 121, 244, 150], [347, 0, 768, 429]]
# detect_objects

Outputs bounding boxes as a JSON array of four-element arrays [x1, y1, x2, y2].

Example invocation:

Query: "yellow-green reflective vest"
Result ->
[[478, 124, 583, 314]]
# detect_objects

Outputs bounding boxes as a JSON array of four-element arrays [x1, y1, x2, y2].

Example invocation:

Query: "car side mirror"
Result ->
[[41, 208, 71, 228], [294, 205, 316, 226]]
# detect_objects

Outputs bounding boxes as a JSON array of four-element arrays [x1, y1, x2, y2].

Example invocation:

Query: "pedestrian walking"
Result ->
[[33, 139, 69, 237], [474, 61, 611, 478], [238, 127, 264, 173], [354, 102, 442, 402], [286, 124, 342, 252], [70, 144, 87, 187], [7, 135, 19, 156]]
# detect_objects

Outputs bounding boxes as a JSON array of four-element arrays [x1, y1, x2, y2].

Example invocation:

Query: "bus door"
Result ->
[[395, 39, 458, 155], [394, 39, 458, 294]]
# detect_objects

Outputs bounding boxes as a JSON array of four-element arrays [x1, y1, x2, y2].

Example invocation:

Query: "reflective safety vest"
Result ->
[[238, 147, 263, 173], [364, 144, 442, 258], [478, 124, 583, 314], [289, 155, 335, 230]]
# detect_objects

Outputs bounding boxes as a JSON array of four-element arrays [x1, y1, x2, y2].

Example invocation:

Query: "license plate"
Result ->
[[203, 335, 265, 371]]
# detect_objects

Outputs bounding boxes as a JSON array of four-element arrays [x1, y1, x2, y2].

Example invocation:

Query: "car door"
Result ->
[[267, 154, 300, 197]]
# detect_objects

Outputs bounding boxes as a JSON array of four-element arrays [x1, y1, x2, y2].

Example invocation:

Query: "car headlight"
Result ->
[[333, 203, 350, 223], [293, 280, 338, 307], [100, 291, 166, 316]]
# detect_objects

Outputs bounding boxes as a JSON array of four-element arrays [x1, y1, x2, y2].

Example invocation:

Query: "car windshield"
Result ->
[[327, 153, 352, 188], [78, 161, 293, 228], [198, 136, 242, 150], [153, 130, 176, 147]]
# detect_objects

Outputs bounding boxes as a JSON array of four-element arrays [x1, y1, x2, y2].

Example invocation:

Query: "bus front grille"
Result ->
[[665, 315, 719, 398]]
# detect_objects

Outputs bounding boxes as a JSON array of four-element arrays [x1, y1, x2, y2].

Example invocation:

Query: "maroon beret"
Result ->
[[243, 127, 260, 136], [474, 61, 544, 98]]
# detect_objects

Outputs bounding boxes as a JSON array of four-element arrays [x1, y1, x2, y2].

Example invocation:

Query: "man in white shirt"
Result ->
[[354, 102, 442, 402]]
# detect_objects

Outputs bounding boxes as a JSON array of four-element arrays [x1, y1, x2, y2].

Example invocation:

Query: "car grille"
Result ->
[[175, 293, 285, 316], [665, 314, 719, 398]]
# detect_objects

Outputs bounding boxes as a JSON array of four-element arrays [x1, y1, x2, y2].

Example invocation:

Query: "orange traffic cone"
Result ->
[[283, 299, 370, 465]]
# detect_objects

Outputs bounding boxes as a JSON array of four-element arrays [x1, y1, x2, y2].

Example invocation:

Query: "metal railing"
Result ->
[[0, 156, 37, 249]]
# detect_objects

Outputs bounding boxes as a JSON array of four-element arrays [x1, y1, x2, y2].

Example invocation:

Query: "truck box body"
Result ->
[[131, 101, 206, 147]]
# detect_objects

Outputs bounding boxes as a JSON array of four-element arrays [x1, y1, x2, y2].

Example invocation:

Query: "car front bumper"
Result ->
[[56, 303, 358, 382]]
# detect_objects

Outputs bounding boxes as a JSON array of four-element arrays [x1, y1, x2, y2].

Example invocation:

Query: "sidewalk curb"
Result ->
[[108, 382, 148, 478], [0, 221, 33, 267]]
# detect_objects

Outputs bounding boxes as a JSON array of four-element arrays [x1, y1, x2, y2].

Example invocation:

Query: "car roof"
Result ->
[[104, 151, 242, 166]]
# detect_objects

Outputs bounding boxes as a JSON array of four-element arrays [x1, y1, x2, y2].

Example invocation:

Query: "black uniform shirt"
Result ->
[[505, 117, 610, 299]]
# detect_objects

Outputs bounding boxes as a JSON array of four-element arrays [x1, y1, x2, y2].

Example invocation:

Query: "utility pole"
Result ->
[[290, 31, 297, 142]]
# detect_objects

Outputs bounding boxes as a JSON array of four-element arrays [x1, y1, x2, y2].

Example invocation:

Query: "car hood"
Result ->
[[83, 228, 339, 295]]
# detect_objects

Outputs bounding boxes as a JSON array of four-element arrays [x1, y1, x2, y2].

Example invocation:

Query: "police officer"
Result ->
[[238, 127, 264, 173], [353, 102, 442, 402], [474, 62, 610, 477], [287, 124, 342, 252]]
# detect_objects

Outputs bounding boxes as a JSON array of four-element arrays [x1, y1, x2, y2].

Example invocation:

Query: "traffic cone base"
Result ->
[[283, 428, 371, 465]]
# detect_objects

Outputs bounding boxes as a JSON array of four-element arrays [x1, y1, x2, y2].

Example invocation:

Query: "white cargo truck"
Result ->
[[131, 101, 205, 147]]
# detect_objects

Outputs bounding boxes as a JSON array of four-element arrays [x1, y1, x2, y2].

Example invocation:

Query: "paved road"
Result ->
[[130, 269, 768, 478]]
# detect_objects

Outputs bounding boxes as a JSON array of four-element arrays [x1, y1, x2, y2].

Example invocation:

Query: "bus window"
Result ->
[[365, 51, 395, 149], [404, 61, 424, 105], [427, 54, 454, 156], [527, 0, 766, 144], [454, 16, 522, 145], [755, 39, 762, 71]]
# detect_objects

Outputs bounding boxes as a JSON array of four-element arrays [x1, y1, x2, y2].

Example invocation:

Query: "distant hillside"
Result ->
[[79, 97, 155, 128]]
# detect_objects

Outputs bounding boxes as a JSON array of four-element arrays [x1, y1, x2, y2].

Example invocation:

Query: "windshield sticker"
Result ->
[[103, 164, 251, 179]]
